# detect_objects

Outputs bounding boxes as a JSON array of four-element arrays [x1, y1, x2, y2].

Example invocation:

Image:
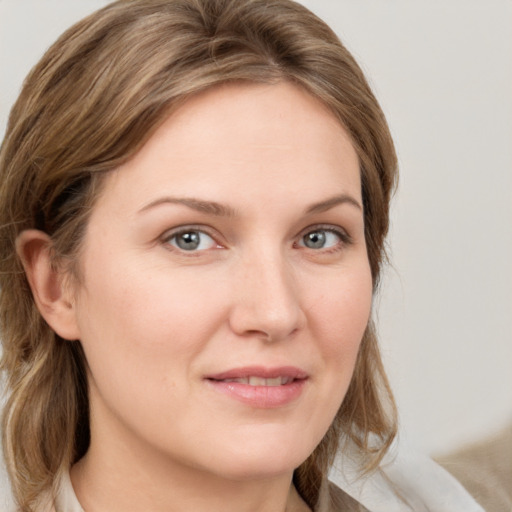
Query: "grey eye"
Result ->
[[300, 229, 341, 249], [169, 231, 216, 251], [303, 231, 326, 249]]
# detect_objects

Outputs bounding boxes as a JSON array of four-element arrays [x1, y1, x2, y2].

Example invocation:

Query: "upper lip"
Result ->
[[205, 366, 308, 381]]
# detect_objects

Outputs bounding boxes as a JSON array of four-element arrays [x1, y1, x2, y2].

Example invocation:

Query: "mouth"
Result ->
[[213, 376, 296, 386], [204, 366, 308, 408]]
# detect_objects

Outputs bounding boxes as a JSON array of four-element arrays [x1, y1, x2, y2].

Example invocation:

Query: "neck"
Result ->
[[70, 432, 311, 512]]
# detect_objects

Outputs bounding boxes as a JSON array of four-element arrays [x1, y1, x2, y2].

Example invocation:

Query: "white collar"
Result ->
[[55, 471, 84, 512], [331, 437, 485, 512]]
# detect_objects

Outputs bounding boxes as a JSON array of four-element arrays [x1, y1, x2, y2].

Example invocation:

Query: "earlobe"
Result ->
[[16, 229, 81, 341]]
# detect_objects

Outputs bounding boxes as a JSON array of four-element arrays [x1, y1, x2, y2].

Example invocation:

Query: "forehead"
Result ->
[[96, 81, 361, 214]]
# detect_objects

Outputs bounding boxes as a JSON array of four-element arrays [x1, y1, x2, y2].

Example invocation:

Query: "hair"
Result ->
[[0, 0, 398, 510]]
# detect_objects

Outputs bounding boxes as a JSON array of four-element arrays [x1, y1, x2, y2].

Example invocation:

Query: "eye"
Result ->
[[165, 229, 218, 252], [298, 228, 347, 250]]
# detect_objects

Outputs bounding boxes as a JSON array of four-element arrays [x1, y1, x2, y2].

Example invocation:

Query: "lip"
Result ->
[[204, 366, 309, 408]]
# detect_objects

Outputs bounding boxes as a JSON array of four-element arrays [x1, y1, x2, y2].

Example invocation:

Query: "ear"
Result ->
[[16, 229, 81, 341]]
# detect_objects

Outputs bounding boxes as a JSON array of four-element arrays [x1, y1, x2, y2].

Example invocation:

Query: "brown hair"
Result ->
[[0, 0, 398, 509]]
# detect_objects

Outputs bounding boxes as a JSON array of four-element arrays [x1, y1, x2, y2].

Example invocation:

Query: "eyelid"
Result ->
[[296, 224, 353, 248], [159, 224, 224, 251]]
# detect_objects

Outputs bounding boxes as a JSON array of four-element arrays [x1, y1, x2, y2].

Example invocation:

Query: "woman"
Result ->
[[0, 1, 482, 511]]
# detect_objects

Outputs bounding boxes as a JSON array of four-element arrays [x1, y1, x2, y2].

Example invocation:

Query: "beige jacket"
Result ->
[[315, 479, 369, 512]]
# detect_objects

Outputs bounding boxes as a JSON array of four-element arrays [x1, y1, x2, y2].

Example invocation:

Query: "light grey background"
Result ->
[[1, 0, 511, 458]]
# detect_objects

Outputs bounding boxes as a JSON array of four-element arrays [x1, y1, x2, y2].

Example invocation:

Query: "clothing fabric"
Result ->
[[329, 437, 486, 512], [316, 479, 369, 511]]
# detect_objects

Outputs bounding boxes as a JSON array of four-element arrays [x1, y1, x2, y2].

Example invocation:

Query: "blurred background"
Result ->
[[1, 0, 511, 457]]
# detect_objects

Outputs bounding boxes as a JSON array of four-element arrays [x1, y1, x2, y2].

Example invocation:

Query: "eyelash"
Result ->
[[160, 224, 353, 254], [160, 225, 220, 254], [296, 224, 353, 254]]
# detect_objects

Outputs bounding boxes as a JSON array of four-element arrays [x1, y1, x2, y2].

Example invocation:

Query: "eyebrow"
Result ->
[[138, 193, 362, 217], [305, 194, 362, 214], [138, 197, 237, 217]]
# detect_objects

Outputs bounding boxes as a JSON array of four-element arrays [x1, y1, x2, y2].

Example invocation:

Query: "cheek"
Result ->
[[311, 268, 373, 354], [306, 263, 373, 418], [291, 265, 372, 449], [74, 260, 228, 381], [72, 264, 231, 445]]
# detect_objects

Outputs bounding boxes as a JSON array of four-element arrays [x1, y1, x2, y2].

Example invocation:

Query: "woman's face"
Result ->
[[70, 81, 372, 480]]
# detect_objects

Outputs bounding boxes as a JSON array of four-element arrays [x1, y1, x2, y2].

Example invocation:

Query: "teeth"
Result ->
[[264, 377, 282, 387], [249, 376, 267, 386], [222, 376, 292, 386]]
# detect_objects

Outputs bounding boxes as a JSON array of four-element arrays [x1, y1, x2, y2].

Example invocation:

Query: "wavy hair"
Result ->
[[0, 0, 398, 509]]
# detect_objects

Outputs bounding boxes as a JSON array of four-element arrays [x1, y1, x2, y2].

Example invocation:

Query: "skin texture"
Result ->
[[20, 82, 372, 512]]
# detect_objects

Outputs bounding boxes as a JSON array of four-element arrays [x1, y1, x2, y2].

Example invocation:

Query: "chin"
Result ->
[[200, 431, 316, 481], [212, 456, 304, 482]]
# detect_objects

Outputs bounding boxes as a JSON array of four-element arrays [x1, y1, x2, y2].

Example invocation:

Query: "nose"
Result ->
[[228, 249, 306, 343]]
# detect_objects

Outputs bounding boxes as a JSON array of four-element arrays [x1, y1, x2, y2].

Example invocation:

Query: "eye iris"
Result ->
[[176, 232, 200, 250], [304, 231, 326, 249]]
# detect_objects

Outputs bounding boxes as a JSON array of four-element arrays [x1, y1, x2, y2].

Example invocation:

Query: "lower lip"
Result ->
[[205, 379, 307, 408]]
